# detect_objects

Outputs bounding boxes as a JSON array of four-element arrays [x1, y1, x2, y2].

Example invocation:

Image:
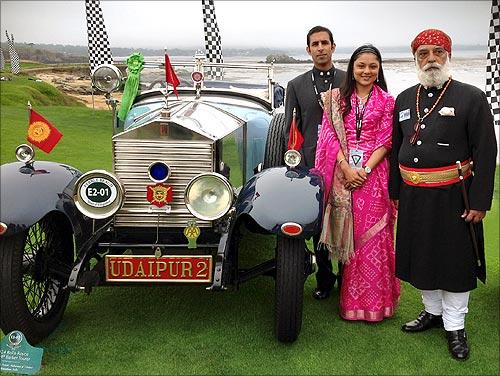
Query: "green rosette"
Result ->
[[117, 52, 145, 122]]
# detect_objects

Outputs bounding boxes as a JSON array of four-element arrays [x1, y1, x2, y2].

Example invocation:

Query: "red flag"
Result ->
[[287, 110, 303, 151], [27, 109, 63, 153], [165, 53, 180, 97]]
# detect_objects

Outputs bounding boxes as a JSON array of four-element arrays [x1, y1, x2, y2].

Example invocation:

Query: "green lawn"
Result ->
[[0, 74, 498, 375]]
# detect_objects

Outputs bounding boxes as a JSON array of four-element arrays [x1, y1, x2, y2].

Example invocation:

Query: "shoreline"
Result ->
[[5, 56, 488, 110]]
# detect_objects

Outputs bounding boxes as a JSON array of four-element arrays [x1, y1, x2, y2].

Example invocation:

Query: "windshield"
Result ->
[[123, 100, 165, 130]]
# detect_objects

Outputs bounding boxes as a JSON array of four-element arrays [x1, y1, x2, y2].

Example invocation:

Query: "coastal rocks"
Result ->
[[33, 71, 115, 109]]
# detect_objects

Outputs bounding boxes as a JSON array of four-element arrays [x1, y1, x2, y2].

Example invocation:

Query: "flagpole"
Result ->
[[164, 48, 169, 109], [27, 101, 32, 149]]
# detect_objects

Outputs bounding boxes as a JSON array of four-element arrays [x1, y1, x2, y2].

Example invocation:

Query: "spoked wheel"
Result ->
[[0, 215, 74, 344], [274, 235, 306, 343], [263, 113, 286, 168]]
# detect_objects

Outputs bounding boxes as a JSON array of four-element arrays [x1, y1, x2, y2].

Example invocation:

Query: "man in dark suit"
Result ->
[[284, 26, 346, 300]]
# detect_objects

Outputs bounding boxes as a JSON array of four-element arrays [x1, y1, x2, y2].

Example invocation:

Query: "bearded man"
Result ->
[[389, 29, 497, 361]]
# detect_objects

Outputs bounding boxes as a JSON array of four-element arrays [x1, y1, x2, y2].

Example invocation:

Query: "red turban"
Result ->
[[411, 29, 452, 56]]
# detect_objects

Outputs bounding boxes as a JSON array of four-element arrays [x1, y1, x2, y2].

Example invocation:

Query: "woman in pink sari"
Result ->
[[315, 44, 400, 321]]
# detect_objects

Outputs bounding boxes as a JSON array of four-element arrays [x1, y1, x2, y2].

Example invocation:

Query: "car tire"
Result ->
[[263, 113, 286, 168], [274, 235, 305, 343], [0, 215, 74, 344]]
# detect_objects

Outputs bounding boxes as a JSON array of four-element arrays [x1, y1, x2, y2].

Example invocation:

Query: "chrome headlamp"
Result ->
[[74, 170, 125, 219], [184, 173, 233, 221], [284, 149, 301, 167], [15, 144, 35, 164], [91, 64, 123, 93]]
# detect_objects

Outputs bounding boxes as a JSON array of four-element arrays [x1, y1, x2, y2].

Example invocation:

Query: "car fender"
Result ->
[[234, 166, 323, 238], [0, 161, 93, 248]]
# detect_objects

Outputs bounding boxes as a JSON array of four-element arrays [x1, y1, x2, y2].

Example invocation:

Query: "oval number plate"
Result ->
[[80, 177, 118, 208]]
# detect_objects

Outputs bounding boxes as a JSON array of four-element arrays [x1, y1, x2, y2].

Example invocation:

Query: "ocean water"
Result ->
[[273, 59, 488, 97], [136, 53, 497, 154], [132, 52, 489, 96], [216, 55, 489, 97]]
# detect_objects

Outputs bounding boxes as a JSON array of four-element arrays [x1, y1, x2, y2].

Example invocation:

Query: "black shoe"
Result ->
[[313, 274, 336, 300], [447, 329, 469, 360], [401, 311, 443, 332], [312, 275, 335, 300], [312, 288, 331, 300]]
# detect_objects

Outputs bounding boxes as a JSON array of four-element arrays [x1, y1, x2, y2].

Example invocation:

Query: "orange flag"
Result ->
[[287, 109, 303, 151], [165, 53, 180, 97], [27, 109, 63, 153]]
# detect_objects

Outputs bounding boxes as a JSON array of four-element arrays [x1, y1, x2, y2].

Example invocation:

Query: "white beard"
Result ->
[[415, 56, 451, 88]]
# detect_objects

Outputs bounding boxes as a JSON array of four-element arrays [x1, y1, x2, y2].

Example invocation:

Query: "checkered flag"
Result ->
[[0, 47, 5, 71], [6, 31, 20, 74], [85, 0, 113, 73], [202, 0, 224, 80], [486, 0, 499, 125]]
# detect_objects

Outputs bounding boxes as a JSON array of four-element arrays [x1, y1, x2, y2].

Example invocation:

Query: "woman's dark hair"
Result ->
[[339, 44, 388, 119]]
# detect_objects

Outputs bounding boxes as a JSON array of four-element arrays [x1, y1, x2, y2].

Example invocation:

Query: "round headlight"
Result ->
[[184, 173, 233, 221], [92, 64, 123, 93], [284, 149, 301, 167], [15, 144, 35, 164], [148, 161, 171, 183], [74, 170, 125, 219]]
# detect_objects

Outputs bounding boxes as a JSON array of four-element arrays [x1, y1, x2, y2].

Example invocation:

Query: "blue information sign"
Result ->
[[0, 331, 43, 375]]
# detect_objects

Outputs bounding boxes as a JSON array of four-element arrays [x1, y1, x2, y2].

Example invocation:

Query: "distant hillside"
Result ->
[[0, 43, 87, 64], [0, 43, 295, 59], [0, 42, 486, 64]]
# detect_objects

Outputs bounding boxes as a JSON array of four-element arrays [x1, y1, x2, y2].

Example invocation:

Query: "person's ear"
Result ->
[[306, 46, 311, 56]]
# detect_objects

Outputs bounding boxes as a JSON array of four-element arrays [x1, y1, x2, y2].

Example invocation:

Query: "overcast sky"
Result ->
[[0, 1, 493, 49]]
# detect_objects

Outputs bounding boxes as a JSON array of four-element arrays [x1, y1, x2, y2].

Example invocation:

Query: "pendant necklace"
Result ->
[[409, 78, 452, 145]]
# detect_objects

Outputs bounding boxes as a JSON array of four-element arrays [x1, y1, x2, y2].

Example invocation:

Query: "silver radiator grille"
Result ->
[[113, 139, 214, 227]]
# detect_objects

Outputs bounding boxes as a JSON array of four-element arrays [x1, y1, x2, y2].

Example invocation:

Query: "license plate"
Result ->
[[105, 255, 212, 283]]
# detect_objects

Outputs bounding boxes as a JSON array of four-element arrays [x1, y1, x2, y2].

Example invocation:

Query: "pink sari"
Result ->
[[316, 86, 400, 321]]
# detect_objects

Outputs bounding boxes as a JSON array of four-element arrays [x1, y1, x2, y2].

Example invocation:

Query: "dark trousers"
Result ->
[[313, 234, 337, 290]]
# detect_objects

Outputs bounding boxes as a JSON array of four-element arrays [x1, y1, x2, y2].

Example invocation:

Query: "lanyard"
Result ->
[[354, 89, 373, 142], [311, 69, 335, 109]]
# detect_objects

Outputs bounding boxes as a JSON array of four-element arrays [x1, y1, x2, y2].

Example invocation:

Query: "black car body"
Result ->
[[0, 57, 323, 344]]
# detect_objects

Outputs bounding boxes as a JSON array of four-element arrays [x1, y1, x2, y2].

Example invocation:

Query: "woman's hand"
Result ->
[[341, 165, 366, 191]]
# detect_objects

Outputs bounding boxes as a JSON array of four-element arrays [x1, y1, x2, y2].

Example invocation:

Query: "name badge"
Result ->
[[399, 109, 411, 121], [349, 149, 364, 169]]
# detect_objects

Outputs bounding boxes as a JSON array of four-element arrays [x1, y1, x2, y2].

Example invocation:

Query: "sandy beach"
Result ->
[[32, 70, 121, 110]]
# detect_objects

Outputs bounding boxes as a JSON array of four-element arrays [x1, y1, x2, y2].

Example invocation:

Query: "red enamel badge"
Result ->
[[147, 183, 173, 207]]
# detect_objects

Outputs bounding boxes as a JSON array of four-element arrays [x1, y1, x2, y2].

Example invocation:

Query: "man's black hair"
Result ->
[[307, 26, 334, 47]]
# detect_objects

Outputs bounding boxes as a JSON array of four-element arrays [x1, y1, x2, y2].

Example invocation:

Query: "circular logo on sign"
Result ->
[[8, 331, 23, 348], [80, 177, 118, 208], [191, 71, 203, 83]]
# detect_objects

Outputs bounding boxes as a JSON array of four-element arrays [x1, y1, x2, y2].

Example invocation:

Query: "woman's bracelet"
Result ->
[[337, 158, 346, 165]]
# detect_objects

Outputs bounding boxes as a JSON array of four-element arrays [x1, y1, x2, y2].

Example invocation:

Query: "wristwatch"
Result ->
[[363, 165, 372, 174]]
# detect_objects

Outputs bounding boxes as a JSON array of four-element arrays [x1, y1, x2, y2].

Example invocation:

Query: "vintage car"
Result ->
[[0, 56, 324, 344]]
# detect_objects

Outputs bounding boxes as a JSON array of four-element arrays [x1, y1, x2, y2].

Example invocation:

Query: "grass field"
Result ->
[[0, 72, 499, 375]]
